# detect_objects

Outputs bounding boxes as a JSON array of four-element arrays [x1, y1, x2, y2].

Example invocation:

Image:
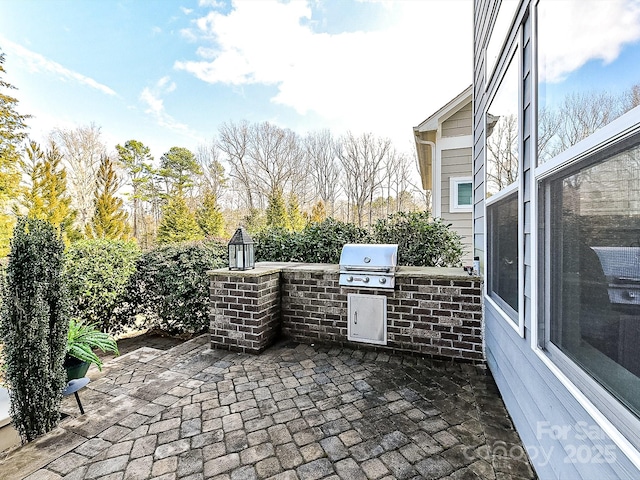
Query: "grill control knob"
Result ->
[[346, 276, 353, 282], [379, 277, 386, 284], [363, 277, 370, 283]]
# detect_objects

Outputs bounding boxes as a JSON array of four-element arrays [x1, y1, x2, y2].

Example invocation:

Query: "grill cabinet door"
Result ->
[[347, 294, 387, 345]]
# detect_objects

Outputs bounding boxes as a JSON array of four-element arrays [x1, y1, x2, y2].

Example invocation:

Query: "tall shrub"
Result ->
[[65, 239, 141, 333], [372, 211, 463, 267], [255, 218, 370, 263], [122, 239, 226, 333], [0, 217, 68, 441], [295, 218, 370, 263], [254, 227, 296, 262]]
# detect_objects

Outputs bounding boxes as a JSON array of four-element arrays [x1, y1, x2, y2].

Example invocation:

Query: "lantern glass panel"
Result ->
[[228, 245, 236, 269]]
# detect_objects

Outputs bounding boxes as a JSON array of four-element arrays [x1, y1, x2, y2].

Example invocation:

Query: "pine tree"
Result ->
[[159, 147, 201, 196], [288, 193, 306, 232], [157, 195, 203, 244], [116, 140, 154, 243], [17, 140, 78, 241], [196, 190, 225, 238], [86, 155, 130, 240], [0, 51, 30, 255], [266, 188, 289, 229]]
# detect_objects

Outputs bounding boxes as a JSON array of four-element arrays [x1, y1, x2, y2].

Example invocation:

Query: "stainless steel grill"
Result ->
[[592, 247, 640, 309], [339, 244, 398, 289]]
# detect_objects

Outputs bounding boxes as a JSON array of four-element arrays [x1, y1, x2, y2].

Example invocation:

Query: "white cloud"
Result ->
[[181, 6, 194, 15], [539, 0, 640, 83], [174, 0, 472, 147], [139, 77, 192, 135], [198, 0, 225, 7], [0, 37, 117, 97]]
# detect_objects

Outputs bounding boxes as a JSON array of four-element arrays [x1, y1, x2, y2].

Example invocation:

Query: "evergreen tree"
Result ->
[[0, 51, 30, 255], [196, 190, 225, 237], [310, 200, 327, 223], [157, 195, 202, 244], [266, 188, 289, 229], [86, 155, 130, 240], [243, 207, 265, 235], [17, 140, 78, 241], [288, 193, 306, 231], [1, 217, 69, 441], [116, 139, 154, 242], [159, 147, 201, 196]]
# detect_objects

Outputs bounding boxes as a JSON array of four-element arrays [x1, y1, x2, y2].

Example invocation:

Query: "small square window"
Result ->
[[457, 182, 472, 206], [450, 177, 473, 212]]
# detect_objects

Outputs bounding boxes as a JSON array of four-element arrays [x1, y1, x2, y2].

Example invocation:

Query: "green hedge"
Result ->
[[255, 212, 463, 267], [59, 213, 461, 338], [65, 239, 141, 333], [121, 239, 226, 333], [372, 211, 463, 267], [254, 218, 370, 264]]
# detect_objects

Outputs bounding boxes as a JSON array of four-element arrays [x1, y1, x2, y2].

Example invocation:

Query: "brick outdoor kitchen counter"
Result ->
[[208, 262, 483, 362]]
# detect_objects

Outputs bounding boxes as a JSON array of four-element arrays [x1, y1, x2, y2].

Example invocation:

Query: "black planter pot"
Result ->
[[63, 356, 90, 382]]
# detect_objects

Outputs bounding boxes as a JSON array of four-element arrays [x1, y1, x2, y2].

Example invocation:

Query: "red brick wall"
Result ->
[[209, 264, 483, 362], [209, 270, 280, 353], [280, 270, 483, 362]]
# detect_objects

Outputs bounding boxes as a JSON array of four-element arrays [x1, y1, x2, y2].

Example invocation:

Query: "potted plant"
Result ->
[[65, 319, 119, 380]]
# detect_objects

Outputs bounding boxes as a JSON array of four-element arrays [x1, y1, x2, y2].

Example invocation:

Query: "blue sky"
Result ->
[[0, 0, 473, 163], [537, 0, 640, 107]]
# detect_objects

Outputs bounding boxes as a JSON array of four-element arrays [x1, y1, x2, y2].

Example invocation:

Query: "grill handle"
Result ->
[[341, 265, 391, 273]]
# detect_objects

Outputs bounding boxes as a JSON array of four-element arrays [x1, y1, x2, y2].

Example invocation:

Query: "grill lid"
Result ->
[[339, 244, 398, 272]]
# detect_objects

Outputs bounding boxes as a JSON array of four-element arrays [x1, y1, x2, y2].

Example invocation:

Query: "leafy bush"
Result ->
[[255, 218, 370, 263], [255, 214, 461, 267], [122, 239, 226, 333], [254, 227, 297, 262], [65, 239, 141, 333], [0, 217, 69, 441], [294, 218, 370, 263], [372, 211, 463, 267]]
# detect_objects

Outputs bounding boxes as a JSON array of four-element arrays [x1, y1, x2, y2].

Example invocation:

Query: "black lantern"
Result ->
[[228, 226, 255, 270]]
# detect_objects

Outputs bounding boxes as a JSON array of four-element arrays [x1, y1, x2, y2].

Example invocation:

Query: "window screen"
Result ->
[[544, 137, 640, 417], [487, 192, 519, 317]]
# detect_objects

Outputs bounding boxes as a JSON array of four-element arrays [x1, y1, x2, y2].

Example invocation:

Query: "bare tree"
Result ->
[[486, 113, 518, 195], [556, 91, 620, 154], [388, 151, 415, 213], [623, 83, 640, 112], [404, 151, 432, 211], [305, 129, 341, 217], [247, 121, 306, 204], [537, 107, 562, 164], [51, 123, 106, 230], [539, 84, 640, 164], [195, 140, 226, 201], [337, 132, 391, 226], [217, 120, 254, 210]]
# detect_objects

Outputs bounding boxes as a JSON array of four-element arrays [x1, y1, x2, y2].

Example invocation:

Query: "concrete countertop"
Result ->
[[208, 262, 481, 280]]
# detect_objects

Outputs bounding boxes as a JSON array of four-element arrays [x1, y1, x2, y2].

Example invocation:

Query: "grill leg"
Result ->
[[74, 391, 85, 415]]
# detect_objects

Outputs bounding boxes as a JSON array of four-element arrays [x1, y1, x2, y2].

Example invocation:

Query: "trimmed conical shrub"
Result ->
[[0, 217, 69, 441]]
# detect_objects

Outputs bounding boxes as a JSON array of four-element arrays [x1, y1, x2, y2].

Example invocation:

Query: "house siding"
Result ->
[[440, 147, 473, 264], [474, 1, 640, 478], [442, 103, 473, 137]]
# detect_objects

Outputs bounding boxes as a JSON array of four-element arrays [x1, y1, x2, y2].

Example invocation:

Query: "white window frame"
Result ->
[[531, 104, 640, 466], [484, 34, 525, 337], [449, 177, 473, 213]]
